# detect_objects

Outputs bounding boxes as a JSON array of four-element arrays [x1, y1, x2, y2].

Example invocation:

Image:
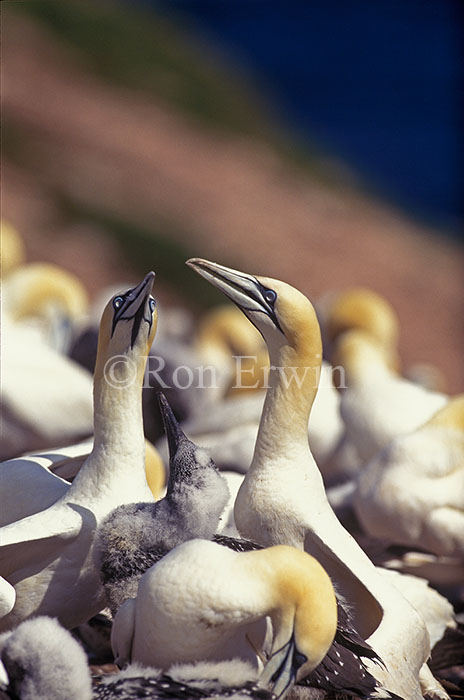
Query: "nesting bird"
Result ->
[[354, 395, 464, 557], [0, 273, 157, 631], [96, 393, 230, 614], [1, 259, 93, 460], [111, 539, 338, 700], [332, 330, 447, 464], [186, 258, 435, 700]]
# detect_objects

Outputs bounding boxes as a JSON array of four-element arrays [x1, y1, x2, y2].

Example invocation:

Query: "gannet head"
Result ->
[[257, 546, 337, 698], [186, 259, 320, 360], [3, 262, 88, 322], [158, 392, 229, 504], [326, 287, 399, 350], [95, 272, 157, 387]]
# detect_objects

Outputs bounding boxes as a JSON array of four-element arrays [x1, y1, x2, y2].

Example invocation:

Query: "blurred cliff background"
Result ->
[[2, 0, 463, 389]]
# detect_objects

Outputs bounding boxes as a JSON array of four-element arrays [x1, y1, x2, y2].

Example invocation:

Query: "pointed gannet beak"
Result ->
[[186, 258, 282, 332], [157, 392, 186, 461], [258, 635, 301, 699], [112, 271, 156, 346]]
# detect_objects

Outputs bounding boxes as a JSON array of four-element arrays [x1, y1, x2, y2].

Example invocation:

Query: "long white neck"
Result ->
[[252, 337, 320, 468], [70, 354, 148, 498]]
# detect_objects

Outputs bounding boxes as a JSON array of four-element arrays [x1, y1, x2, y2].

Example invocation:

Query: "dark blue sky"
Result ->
[[147, 0, 462, 232]]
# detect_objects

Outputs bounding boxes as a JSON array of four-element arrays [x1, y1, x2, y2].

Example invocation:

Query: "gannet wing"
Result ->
[[0, 457, 70, 527], [0, 505, 83, 577]]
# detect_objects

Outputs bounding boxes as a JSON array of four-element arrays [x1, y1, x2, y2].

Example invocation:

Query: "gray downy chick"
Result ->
[[96, 393, 230, 614], [0, 616, 92, 700]]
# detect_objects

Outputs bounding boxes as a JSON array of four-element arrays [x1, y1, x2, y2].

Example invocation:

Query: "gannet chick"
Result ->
[[112, 539, 337, 700], [0, 437, 165, 528], [0, 273, 157, 631], [95, 660, 277, 700], [0, 616, 92, 700], [186, 259, 432, 700], [354, 395, 464, 557], [96, 393, 230, 614], [332, 330, 447, 463]]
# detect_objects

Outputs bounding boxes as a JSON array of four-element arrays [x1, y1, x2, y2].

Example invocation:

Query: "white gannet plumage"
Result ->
[[112, 539, 337, 699], [186, 259, 435, 700], [332, 329, 448, 464], [0, 273, 157, 631], [354, 395, 464, 558], [0, 436, 165, 528]]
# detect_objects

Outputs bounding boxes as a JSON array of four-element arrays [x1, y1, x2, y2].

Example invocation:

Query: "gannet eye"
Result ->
[[113, 296, 124, 310], [293, 650, 307, 669], [149, 298, 156, 312], [264, 289, 277, 304]]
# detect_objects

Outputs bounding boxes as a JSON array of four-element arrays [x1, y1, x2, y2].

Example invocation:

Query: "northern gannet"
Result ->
[[112, 539, 337, 699], [0, 437, 165, 528], [0, 273, 157, 631], [354, 395, 464, 558], [0, 616, 92, 700], [332, 330, 447, 464], [96, 393, 229, 614], [186, 259, 434, 700]]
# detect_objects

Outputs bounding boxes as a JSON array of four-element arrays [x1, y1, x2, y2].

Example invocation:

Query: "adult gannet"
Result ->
[[96, 393, 229, 614], [354, 395, 464, 557], [0, 616, 92, 700], [186, 259, 436, 700], [0, 437, 165, 527], [112, 539, 337, 700], [0, 272, 157, 631], [332, 330, 448, 463]]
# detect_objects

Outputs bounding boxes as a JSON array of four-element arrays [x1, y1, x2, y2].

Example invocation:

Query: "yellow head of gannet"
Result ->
[[112, 539, 337, 699], [187, 258, 322, 424], [326, 287, 399, 350], [2, 262, 88, 323], [1, 221, 25, 277], [93, 272, 158, 391], [0, 272, 159, 632]]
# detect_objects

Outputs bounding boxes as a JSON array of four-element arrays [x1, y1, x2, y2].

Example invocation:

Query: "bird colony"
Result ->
[[1, 222, 463, 700]]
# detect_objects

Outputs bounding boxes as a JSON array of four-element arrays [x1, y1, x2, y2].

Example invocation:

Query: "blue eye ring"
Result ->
[[264, 289, 277, 304], [149, 298, 156, 312], [113, 296, 124, 310]]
